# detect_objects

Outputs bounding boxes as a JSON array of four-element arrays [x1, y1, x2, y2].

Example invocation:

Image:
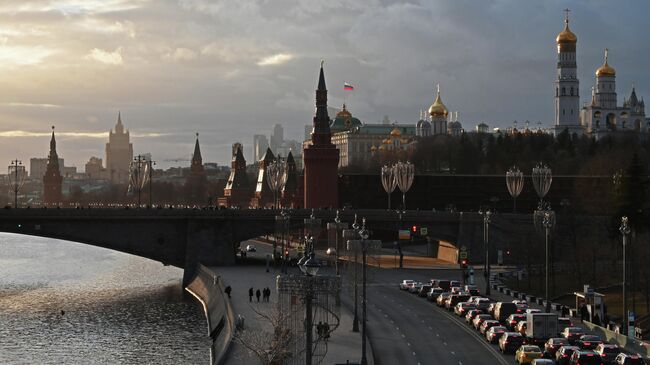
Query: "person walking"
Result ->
[[262, 287, 267, 302], [248, 287, 253, 302], [256, 289, 261, 302], [225, 285, 232, 298], [265, 287, 271, 302]]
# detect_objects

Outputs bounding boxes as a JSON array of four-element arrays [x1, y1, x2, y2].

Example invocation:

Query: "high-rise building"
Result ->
[[30, 157, 64, 179], [270, 124, 284, 152], [252, 134, 269, 162], [85, 157, 104, 179], [105, 112, 134, 184], [43, 127, 63, 205], [554, 11, 582, 135]]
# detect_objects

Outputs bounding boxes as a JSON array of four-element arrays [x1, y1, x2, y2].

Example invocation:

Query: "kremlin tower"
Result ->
[[43, 126, 63, 205]]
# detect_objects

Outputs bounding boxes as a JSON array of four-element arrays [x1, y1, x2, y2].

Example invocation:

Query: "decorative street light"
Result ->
[[347, 218, 381, 365], [381, 165, 397, 210], [147, 159, 156, 207], [266, 156, 287, 208], [479, 209, 491, 296], [129, 155, 149, 208], [506, 166, 524, 213], [7, 159, 26, 208], [620, 216, 631, 337], [532, 163, 554, 313], [394, 161, 414, 210], [327, 210, 348, 276], [343, 214, 361, 332], [532, 163, 552, 209]]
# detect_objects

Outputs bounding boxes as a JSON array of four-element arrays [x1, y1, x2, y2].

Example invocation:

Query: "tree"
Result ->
[[233, 305, 296, 365]]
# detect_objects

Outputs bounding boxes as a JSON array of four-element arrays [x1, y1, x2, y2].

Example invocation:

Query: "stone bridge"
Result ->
[[0, 208, 534, 285]]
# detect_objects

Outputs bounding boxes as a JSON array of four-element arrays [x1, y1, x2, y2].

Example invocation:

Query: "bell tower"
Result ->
[[554, 9, 582, 135]]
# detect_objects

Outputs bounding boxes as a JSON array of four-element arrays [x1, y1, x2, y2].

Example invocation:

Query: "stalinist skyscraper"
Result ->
[[105, 112, 134, 184]]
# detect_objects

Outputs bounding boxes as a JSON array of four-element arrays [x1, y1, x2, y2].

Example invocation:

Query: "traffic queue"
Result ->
[[399, 279, 646, 365]]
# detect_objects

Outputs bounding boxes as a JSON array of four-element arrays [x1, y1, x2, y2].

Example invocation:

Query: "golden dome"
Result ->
[[336, 103, 352, 119], [556, 21, 577, 44], [378, 145, 386, 151], [390, 127, 402, 137], [428, 85, 449, 118], [370, 145, 377, 151], [596, 48, 615, 77]]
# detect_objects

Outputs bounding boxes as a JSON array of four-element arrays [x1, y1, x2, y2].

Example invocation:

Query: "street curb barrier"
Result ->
[[582, 321, 650, 360]]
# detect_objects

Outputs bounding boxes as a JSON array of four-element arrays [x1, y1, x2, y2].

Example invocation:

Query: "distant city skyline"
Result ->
[[0, 0, 649, 167]]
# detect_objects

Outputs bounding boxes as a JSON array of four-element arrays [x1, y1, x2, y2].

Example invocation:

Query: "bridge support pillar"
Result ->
[[182, 219, 236, 287]]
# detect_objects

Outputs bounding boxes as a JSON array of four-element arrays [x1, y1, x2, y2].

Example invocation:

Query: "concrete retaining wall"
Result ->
[[582, 321, 650, 359], [186, 264, 235, 365]]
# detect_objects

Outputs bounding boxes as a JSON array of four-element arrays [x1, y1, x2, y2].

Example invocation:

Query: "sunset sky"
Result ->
[[0, 0, 648, 168]]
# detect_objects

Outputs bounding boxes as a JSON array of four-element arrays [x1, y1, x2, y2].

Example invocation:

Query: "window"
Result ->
[[570, 87, 574, 96], [562, 87, 566, 96], [556, 88, 558, 97]]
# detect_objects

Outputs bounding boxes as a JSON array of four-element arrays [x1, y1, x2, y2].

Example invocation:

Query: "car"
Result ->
[[514, 300, 529, 313], [561, 326, 586, 344], [480, 319, 501, 335], [614, 353, 647, 364], [486, 325, 507, 343], [594, 343, 622, 364], [576, 334, 603, 350], [555, 346, 580, 365], [531, 360, 555, 365], [473, 314, 494, 330], [487, 302, 497, 316], [464, 284, 480, 295], [515, 320, 528, 336], [526, 308, 542, 314], [454, 302, 476, 316], [506, 314, 527, 330], [408, 282, 423, 293], [326, 247, 336, 255], [246, 244, 256, 252], [558, 317, 573, 330], [437, 292, 451, 307], [450, 280, 461, 288], [494, 302, 519, 323], [399, 280, 415, 290], [474, 297, 491, 310], [447, 294, 471, 310], [427, 287, 444, 301], [499, 332, 526, 354], [544, 338, 571, 358], [515, 345, 543, 364], [436, 280, 452, 291], [418, 285, 432, 297], [466, 309, 484, 324], [569, 350, 605, 365]]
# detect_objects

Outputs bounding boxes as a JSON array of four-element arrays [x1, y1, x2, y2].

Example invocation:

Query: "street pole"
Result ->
[[543, 212, 552, 313], [353, 249, 359, 333], [485, 211, 491, 296], [11, 159, 21, 208], [361, 239, 367, 365], [148, 160, 155, 207], [305, 285, 313, 365], [620, 216, 631, 336]]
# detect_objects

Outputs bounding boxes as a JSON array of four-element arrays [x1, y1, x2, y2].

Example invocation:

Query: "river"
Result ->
[[0, 233, 210, 364]]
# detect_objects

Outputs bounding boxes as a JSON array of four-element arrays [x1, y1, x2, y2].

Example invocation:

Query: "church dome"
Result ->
[[428, 86, 449, 118], [596, 49, 615, 77], [390, 127, 402, 137], [556, 22, 577, 44], [330, 103, 362, 132], [370, 145, 377, 152]]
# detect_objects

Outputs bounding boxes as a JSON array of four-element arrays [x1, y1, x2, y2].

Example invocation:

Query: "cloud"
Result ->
[[85, 47, 123, 65], [0, 130, 166, 138], [2, 102, 62, 108], [0, 45, 56, 67], [164, 47, 197, 62], [257, 53, 295, 66]]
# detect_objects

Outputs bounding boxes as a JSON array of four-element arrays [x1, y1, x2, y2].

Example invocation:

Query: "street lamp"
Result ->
[[129, 155, 148, 208], [506, 166, 524, 213], [394, 161, 414, 210], [347, 218, 381, 365], [343, 214, 361, 332], [381, 164, 397, 210], [266, 156, 287, 208], [327, 210, 348, 276], [147, 159, 156, 207], [532, 163, 554, 313], [479, 209, 491, 296], [7, 159, 26, 208], [280, 209, 291, 274], [532, 163, 552, 210], [620, 216, 631, 337]]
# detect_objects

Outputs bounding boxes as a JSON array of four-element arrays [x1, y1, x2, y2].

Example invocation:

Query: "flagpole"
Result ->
[[343, 81, 347, 106]]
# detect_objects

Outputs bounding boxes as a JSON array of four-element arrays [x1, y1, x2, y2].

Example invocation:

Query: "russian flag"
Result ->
[[344, 82, 354, 91]]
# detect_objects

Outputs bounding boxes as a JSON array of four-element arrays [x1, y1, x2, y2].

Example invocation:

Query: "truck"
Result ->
[[525, 312, 558, 346]]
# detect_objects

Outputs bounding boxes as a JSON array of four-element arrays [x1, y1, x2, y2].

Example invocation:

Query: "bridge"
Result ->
[[0, 208, 534, 285]]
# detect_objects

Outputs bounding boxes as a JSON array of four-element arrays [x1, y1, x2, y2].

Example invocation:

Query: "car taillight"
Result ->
[[600, 353, 606, 357], [584, 342, 591, 346]]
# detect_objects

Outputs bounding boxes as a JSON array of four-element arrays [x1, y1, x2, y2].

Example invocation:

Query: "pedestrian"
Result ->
[[248, 287, 253, 302], [593, 313, 601, 326], [225, 285, 232, 298], [256, 289, 261, 302], [262, 287, 267, 302], [266, 287, 271, 302]]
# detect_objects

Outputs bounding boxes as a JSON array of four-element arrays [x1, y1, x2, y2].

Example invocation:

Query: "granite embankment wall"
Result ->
[[186, 264, 235, 365]]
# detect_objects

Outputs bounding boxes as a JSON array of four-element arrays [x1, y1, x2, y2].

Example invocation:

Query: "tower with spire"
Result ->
[[554, 9, 583, 135], [185, 133, 207, 204], [105, 112, 134, 184], [303, 61, 340, 209], [43, 126, 63, 205], [219, 142, 251, 208], [428, 84, 449, 135]]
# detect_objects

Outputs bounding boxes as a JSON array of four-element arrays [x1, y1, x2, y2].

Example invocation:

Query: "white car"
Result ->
[[400, 280, 415, 290], [246, 244, 256, 252]]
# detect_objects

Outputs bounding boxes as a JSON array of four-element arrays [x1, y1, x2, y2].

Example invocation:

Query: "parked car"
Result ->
[[555, 345, 580, 365], [486, 325, 508, 343], [473, 314, 494, 330], [544, 337, 570, 358], [418, 285, 432, 297], [515, 345, 543, 364], [437, 292, 451, 307], [399, 280, 415, 290], [480, 320, 501, 335], [495, 302, 519, 323], [561, 327, 586, 344], [594, 343, 622, 365], [515, 320, 528, 336], [576, 335, 603, 350], [499, 332, 526, 354], [506, 314, 528, 331], [614, 353, 647, 364], [427, 287, 444, 301], [246, 244, 256, 252], [569, 350, 604, 365], [466, 309, 484, 324], [454, 302, 476, 316]]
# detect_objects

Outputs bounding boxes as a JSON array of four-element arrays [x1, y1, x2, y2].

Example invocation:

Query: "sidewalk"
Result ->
[[214, 264, 369, 364]]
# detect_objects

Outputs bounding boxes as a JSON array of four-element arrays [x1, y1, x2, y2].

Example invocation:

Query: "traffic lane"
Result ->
[[369, 283, 509, 365]]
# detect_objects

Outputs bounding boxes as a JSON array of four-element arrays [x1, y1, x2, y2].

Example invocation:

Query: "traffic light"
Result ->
[[284, 250, 289, 259], [460, 259, 468, 269], [411, 225, 417, 233]]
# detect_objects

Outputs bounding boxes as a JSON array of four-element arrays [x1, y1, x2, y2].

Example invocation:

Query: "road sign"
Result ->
[[398, 229, 410, 240], [459, 251, 468, 259], [460, 245, 467, 252], [420, 227, 428, 236]]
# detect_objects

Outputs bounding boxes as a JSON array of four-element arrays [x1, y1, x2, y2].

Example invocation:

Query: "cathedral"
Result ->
[[554, 11, 648, 138]]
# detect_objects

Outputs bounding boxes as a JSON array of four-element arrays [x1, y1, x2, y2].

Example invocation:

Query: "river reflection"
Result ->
[[0, 233, 210, 364]]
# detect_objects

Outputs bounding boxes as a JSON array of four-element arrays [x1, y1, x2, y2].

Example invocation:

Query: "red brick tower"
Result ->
[[43, 126, 62, 206], [303, 62, 339, 208]]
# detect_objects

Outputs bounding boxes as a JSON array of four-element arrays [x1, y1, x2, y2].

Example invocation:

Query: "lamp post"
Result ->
[[266, 156, 287, 208], [381, 164, 397, 210], [280, 209, 290, 274], [506, 166, 524, 213], [7, 159, 26, 208], [479, 209, 491, 296], [327, 210, 347, 276], [532, 164, 552, 210], [394, 161, 414, 210], [343, 214, 360, 332], [147, 159, 156, 207], [620, 216, 631, 337], [347, 218, 381, 365], [532, 163, 554, 313], [129, 155, 148, 208]]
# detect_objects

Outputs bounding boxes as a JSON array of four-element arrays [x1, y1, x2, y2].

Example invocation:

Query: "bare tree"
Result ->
[[234, 305, 296, 365]]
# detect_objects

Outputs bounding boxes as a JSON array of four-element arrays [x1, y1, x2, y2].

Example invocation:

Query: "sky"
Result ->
[[0, 0, 649, 170]]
